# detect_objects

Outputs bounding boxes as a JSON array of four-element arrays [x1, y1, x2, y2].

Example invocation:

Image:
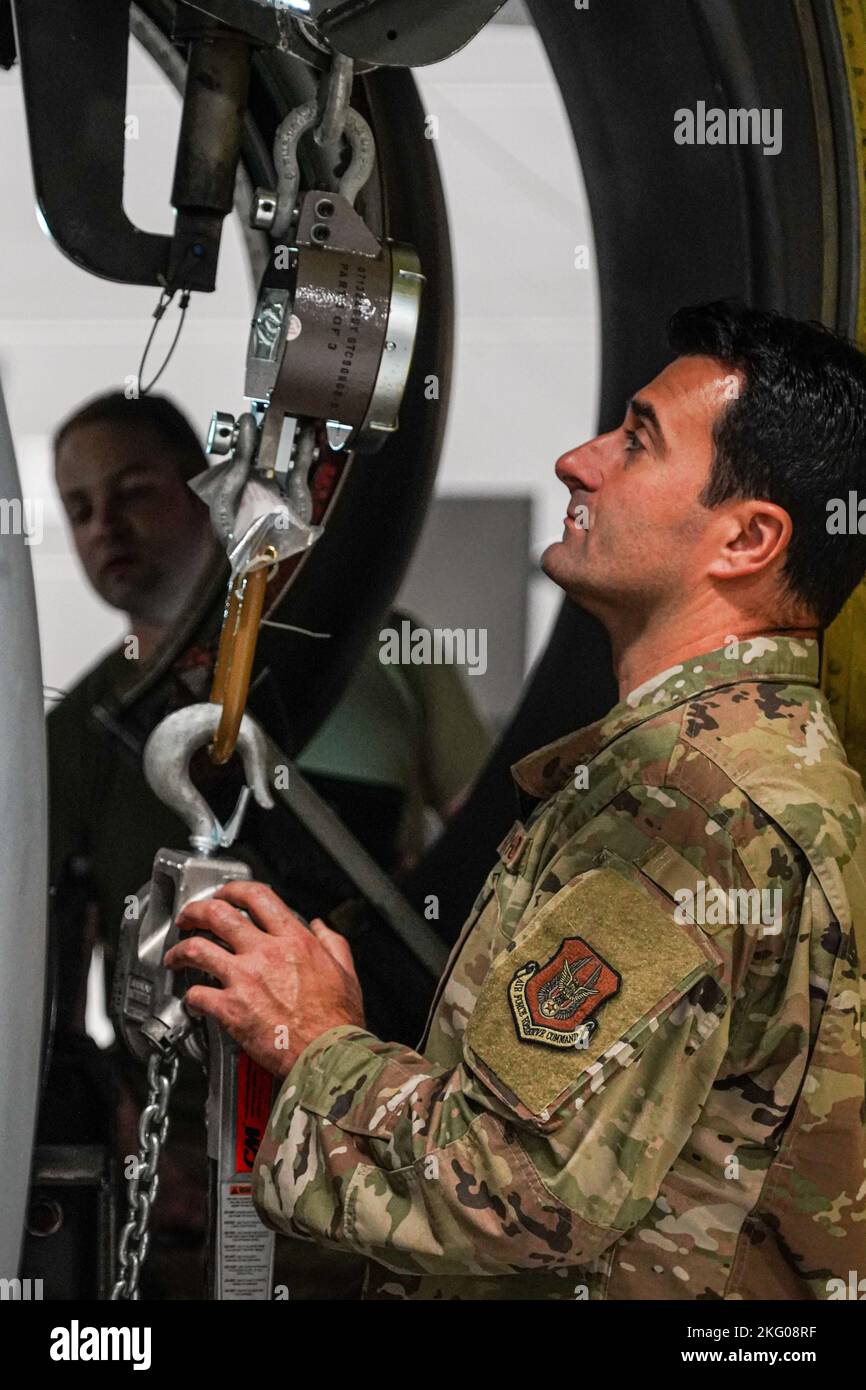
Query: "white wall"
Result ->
[[0, 20, 597, 702], [414, 26, 598, 667]]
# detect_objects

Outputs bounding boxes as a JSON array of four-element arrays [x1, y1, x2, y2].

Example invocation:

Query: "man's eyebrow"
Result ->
[[58, 462, 153, 496], [627, 397, 667, 454]]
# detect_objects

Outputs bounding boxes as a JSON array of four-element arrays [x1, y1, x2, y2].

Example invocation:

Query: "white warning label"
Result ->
[[217, 1182, 275, 1300]]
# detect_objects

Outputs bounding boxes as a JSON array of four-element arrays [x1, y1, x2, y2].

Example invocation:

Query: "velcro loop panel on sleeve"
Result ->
[[632, 840, 729, 936], [464, 864, 719, 1119]]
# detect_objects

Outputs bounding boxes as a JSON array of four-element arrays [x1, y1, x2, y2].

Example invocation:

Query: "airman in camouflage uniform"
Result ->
[[170, 301, 866, 1300], [249, 633, 866, 1299]]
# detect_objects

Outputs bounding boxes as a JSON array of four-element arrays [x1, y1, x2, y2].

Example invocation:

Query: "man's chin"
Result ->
[[541, 538, 578, 586], [540, 540, 602, 611], [94, 570, 146, 612]]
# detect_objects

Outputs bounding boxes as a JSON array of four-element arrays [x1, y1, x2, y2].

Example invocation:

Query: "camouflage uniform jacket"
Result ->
[[252, 635, 866, 1299]]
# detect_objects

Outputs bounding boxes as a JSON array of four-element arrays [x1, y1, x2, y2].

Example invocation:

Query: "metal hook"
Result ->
[[143, 704, 275, 855]]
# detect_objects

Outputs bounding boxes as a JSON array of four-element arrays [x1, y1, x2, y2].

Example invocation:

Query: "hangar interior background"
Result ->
[[0, 0, 597, 720]]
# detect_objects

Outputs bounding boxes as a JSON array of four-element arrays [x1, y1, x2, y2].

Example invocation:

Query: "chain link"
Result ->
[[111, 1050, 179, 1301]]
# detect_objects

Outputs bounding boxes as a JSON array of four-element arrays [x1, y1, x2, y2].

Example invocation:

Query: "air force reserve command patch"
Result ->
[[464, 856, 723, 1118], [509, 937, 620, 1049]]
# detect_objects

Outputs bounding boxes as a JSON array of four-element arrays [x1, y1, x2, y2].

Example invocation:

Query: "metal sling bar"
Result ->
[[263, 734, 449, 979]]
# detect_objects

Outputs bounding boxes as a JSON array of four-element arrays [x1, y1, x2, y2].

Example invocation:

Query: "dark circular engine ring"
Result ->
[[403, 0, 858, 938]]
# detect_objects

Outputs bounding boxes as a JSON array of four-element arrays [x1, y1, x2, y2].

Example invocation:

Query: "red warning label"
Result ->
[[235, 1052, 274, 1175]]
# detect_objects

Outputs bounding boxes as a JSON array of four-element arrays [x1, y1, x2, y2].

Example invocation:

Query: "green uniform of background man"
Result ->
[[168, 301, 866, 1300]]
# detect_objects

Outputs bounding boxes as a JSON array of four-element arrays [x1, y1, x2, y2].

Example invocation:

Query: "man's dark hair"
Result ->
[[668, 299, 866, 628], [53, 392, 206, 482]]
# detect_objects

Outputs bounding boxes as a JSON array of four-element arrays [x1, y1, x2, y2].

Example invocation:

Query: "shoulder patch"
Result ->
[[509, 937, 620, 1048], [464, 863, 722, 1119]]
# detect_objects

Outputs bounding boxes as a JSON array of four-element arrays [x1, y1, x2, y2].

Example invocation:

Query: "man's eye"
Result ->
[[624, 429, 645, 453]]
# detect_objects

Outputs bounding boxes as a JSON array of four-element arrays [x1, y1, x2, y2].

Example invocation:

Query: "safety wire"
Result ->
[[137, 286, 191, 396]]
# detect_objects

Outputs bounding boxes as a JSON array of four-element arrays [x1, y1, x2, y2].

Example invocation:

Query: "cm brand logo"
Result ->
[[242, 1124, 263, 1172], [235, 1053, 272, 1173]]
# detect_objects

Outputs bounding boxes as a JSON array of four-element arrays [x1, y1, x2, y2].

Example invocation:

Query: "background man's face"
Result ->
[[55, 419, 210, 615], [542, 355, 740, 621]]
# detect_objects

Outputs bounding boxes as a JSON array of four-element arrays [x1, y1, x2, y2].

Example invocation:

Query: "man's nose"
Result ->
[[554, 437, 607, 490], [85, 494, 126, 541]]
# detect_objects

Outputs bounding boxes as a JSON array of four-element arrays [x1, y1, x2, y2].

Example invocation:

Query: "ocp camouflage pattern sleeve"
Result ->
[[252, 784, 760, 1279], [252, 635, 866, 1298]]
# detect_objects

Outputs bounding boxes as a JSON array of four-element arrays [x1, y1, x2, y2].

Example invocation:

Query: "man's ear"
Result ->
[[706, 500, 792, 581]]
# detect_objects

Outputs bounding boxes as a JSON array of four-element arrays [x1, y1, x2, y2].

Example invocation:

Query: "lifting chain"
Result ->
[[111, 1050, 179, 1301]]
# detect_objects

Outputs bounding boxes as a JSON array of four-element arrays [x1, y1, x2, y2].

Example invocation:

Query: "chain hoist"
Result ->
[[111, 706, 276, 1300], [111, 43, 426, 1300]]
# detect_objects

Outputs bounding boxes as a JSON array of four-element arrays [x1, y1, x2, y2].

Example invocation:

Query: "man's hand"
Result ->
[[163, 882, 364, 1078]]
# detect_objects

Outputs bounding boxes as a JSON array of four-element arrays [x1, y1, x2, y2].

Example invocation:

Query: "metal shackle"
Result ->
[[271, 98, 376, 238]]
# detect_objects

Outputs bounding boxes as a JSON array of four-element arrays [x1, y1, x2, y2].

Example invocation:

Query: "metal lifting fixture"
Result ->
[[112, 703, 277, 1300]]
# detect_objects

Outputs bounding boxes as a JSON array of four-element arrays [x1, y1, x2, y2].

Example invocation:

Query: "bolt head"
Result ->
[[250, 188, 278, 231], [207, 411, 237, 456]]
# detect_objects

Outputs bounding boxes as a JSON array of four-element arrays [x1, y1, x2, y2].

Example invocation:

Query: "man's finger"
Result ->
[[309, 918, 355, 975], [183, 983, 233, 1029], [213, 880, 305, 937], [176, 897, 258, 950], [165, 934, 235, 985]]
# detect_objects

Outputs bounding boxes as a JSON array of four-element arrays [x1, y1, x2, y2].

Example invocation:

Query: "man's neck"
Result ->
[[611, 618, 819, 702], [126, 533, 222, 665], [128, 618, 167, 665]]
